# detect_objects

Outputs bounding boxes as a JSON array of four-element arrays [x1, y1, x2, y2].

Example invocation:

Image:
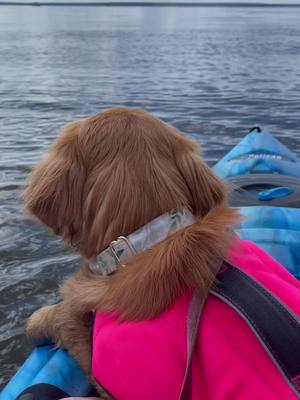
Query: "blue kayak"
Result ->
[[214, 127, 300, 279], [1, 127, 300, 400]]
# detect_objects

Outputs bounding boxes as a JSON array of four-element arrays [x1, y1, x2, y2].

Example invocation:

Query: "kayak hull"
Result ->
[[214, 129, 300, 178], [0, 346, 92, 400], [213, 128, 300, 279]]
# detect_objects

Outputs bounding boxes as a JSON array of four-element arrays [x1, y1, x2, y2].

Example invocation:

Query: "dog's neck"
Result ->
[[89, 207, 195, 275]]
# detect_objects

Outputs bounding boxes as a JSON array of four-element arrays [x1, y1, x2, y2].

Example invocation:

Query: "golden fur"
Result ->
[[24, 108, 239, 385]]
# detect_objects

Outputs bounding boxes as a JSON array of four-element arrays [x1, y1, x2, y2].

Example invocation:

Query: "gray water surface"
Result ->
[[1, 5, 300, 387]]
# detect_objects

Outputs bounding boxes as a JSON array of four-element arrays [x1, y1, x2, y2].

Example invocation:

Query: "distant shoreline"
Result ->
[[1, 2, 300, 7]]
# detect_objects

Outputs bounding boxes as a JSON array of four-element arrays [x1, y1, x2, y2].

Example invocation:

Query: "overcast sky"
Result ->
[[7, 0, 300, 3], [61, 0, 300, 2], [100, 0, 300, 2]]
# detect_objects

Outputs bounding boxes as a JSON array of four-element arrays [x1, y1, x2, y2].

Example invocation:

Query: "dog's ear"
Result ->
[[176, 147, 227, 217], [24, 122, 86, 243]]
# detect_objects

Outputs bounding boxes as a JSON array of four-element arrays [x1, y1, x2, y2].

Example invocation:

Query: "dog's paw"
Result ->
[[26, 305, 57, 346]]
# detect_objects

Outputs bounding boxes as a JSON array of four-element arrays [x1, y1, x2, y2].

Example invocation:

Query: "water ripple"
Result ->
[[1, 5, 300, 388]]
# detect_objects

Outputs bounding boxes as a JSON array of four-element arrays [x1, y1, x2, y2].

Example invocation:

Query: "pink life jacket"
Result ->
[[92, 237, 300, 399]]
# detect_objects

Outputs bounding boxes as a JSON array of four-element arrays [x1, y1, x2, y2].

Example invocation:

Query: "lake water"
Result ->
[[1, 4, 300, 387]]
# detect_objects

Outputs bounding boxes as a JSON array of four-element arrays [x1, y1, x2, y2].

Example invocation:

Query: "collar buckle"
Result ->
[[109, 236, 137, 267]]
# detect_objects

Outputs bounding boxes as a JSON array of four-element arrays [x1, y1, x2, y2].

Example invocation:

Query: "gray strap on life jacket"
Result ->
[[178, 291, 205, 400], [179, 261, 300, 400]]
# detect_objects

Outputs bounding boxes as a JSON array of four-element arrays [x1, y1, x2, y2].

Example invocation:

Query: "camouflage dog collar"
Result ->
[[89, 207, 195, 275]]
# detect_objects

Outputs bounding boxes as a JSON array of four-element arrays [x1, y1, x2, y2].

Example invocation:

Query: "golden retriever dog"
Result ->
[[24, 108, 238, 388]]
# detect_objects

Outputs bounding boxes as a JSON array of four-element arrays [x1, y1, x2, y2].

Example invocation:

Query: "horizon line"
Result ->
[[1, 2, 300, 7]]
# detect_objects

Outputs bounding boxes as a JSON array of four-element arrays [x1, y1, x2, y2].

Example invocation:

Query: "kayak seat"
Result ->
[[237, 228, 300, 279], [238, 206, 300, 231], [228, 175, 300, 208]]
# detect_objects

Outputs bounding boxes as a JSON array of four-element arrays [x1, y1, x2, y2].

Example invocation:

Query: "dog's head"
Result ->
[[24, 108, 226, 258], [25, 109, 239, 318]]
